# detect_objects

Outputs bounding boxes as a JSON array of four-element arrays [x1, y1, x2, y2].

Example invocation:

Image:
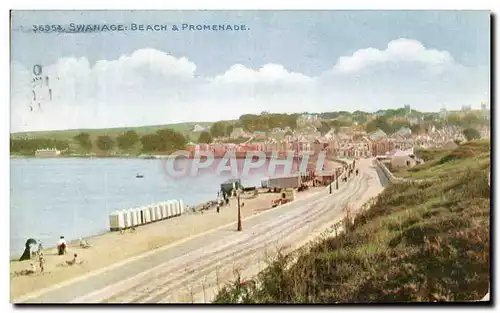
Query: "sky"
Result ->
[[10, 10, 490, 132]]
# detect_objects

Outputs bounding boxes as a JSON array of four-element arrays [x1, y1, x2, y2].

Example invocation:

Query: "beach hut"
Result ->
[[143, 206, 152, 224], [161, 202, 168, 219], [135, 208, 141, 225], [109, 211, 125, 231], [179, 200, 185, 215], [166, 201, 173, 218], [173, 200, 180, 216], [122, 209, 132, 228], [156, 203, 162, 219], [130, 208, 139, 226], [154, 204, 162, 221], [138, 207, 146, 224], [177, 200, 182, 216], [149, 205, 157, 222]]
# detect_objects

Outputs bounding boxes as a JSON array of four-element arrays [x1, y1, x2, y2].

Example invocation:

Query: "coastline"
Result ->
[[10, 186, 327, 299], [10, 153, 341, 160], [10, 158, 346, 299]]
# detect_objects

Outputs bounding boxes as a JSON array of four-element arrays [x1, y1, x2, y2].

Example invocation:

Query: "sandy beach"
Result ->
[[11, 158, 379, 303], [10, 159, 343, 300]]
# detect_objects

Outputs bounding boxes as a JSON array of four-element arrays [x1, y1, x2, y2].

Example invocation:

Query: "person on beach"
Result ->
[[66, 253, 79, 266], [57, 236, 67, 255], [38, 253, 45, 272], [28, 263, 37, 274], [79, 238, 90, 248], [15, 263, 37, 276], [37, 242, 43, 255]]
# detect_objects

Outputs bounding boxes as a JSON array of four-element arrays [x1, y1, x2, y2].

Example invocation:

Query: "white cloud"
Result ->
[[212, 63, 312, 86], [334, 38, 455, 73], [10, 39, 489, 133]]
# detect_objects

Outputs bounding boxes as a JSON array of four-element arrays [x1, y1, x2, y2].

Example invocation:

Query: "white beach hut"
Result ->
[[135, 207, 141, 225], [165, 201, 171, 218], [160, 202, 167, 219], [154, 204, 162, 221], [169, 200, 176, 216], [179, 200, 185, 215], [166, 201, 173, 218], [122, 209, 132, 228], [109, 211, 125, 231], [138, 207, 146, 224], [143, 206, 152, 223], [130, 208, 139, 226], [172, 200, 180, 216], [149, 205, 157, 222]]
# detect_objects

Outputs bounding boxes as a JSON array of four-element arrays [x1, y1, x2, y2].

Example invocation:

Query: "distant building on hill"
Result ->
[[35, 148, 61, 157], [230, 127, 249, 139], [461, 105, 472, 112], [404, 105, 412, 117], [481, 101, 490, 121], [297, 114, 321, 128], [192, 124, 209, 133]]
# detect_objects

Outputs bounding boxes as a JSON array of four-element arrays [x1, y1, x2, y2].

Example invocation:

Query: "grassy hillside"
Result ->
[[214, 139, 490, 303], [10, 122, 213, 141], [10, 122, 216, 156], [397, 140, 490, 180]]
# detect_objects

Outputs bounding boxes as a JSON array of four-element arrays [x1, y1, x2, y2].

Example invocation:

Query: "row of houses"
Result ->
[[187, 122, 489, 161], [186, 127, 392, 159], [227, 127, 294, 140]]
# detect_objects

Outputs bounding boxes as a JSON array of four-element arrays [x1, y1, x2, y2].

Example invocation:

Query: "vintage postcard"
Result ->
[[9, 10, 491, 303]]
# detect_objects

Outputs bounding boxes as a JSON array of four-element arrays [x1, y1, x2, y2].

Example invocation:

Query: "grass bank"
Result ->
[[214, 140, 490, 303]]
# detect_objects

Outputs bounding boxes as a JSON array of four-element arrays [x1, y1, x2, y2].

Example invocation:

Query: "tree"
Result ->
[[198, 131, 213, 144], [410, 123, 422, 134], [446, 113, 462, 126], [423, 113, 438, 121], [463, 128, 481, 141], [10, 138, 69, 155], [73, 132, 92, 151], [462, 113, 481, 128], [366, 117, 394, 134], [96, 136, 115, 151], [210, 121, 233, 138], [140, 134, 162, 152], [352, 113, 368, 124], [318, 121, 332, 135], [156, 128, 187, 152], [140, 129, 187, 153], [116, 130, 139, 150], [391, 120, 410, 131]]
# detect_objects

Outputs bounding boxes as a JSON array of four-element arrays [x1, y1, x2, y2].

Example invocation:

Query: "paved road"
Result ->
[[18, 158, 384, 303]]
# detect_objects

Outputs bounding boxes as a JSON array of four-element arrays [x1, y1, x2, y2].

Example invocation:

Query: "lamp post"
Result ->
[[236, 188, 242, 231]]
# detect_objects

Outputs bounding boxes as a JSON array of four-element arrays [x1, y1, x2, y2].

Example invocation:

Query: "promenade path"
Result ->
[[17, 158, 386, 303]]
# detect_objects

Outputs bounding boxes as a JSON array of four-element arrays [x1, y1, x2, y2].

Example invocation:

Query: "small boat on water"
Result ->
[[136, 173, 144, 178]]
